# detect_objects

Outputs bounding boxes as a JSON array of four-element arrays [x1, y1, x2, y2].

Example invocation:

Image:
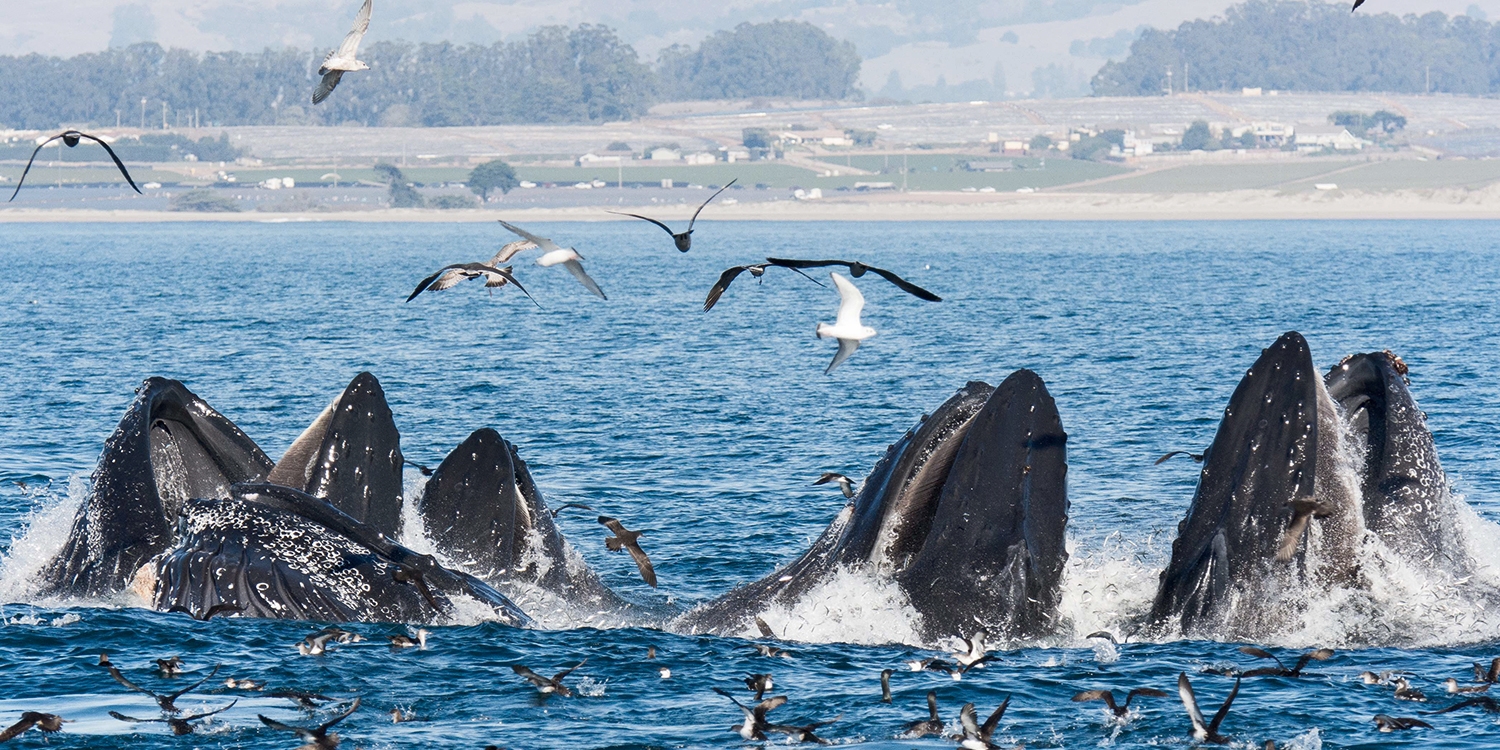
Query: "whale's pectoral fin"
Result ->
[[268, 372, 404, 538], [897, 369, 1069, 641], [152, 483, 529, 625], [39, 378, 273, 597]]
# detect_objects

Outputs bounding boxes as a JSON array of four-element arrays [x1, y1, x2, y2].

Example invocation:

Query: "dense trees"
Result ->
[[0, 21, 860, 130], [1094, 1, 1500, 96], [657, 21, 861, 100]]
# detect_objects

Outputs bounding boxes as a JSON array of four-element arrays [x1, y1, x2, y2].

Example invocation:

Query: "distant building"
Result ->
[[965, 160, 1015, 172], [723, 148, 751, 162], [577, 152, 623, 165], [1250, 121, 1293, 147], [1001, 140, 1026, 154], [684, 152, 717, 165], [649, 148, 680, 161], [1294, 125, 1364, 151]]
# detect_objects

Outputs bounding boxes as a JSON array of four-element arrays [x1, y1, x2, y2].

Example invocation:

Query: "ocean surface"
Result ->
[[1, 219, 1499, 748]]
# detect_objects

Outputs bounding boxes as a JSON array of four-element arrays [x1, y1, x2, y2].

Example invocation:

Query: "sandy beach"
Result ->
[[4, 186, 1500, 222]]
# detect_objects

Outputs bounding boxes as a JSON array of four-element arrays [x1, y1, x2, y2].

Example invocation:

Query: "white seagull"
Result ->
[[497, 220, 607, 299], [815, 273, 876, 374], [313, 0, 373, 105]]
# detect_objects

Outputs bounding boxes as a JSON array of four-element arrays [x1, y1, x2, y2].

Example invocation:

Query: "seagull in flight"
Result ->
[[9, 131, 141, 201], [406, 259, 539, 307], [497, 221, 607, 299], [813, 472, 855, 498], [702, 262, 823, 311], [313, 0, 373, 104], [609, 179, 737, 252], [766, 258, 941, 302], [817, 273, 876, 375]]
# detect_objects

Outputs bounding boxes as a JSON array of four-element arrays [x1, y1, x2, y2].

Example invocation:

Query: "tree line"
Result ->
[[1093, 0, 1500, 96], [0, 22, 861, 131]]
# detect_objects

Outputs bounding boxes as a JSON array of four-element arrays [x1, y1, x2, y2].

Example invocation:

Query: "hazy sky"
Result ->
[[8, 0, 1500, 97]]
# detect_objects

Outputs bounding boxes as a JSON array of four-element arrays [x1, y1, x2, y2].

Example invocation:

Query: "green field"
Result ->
[[0, 164, 189, 188], [811, 154, 1127, 191], [1067, 162, 1357, 193], [1279, 159, 1500, 191]]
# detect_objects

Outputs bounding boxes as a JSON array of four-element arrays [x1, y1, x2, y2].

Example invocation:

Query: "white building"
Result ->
[[1294, 126, 1364, 151], [648, 148, 680, 161]]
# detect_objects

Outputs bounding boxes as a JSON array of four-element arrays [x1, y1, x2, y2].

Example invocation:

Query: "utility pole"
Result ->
[[1184, 63, 1189, 93], [901, 153, 908, 192], [1165, 68, 1173, 95], [115, 110, 121, 128], [140, 98, 147, 129], [1426, 65, 1431, 94], [162, 101, 168, 130], [617, 161, 623, 189]]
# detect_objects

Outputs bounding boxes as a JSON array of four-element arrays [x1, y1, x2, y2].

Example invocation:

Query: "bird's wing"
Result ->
[[1488, 657, 1499, 683], [105, 664, 158, 698], [1292, 648, 1334, 673], [776, 264, 828, 288], [813, 473, 840, 485], [1238, 646, 1281, 666], [167, 665, 221, 701], [1178, 673, 1208, 735], [1154, 451, 1189, 465], [511, 665, 550, 687], [958, 702, 980, 739], [1126, 687, 1170, 706], [475, 266, 541, 308], [1276, 511, 1314, 562], [258, 714, 317, 740], [318, 697, 361, 732], [926, 690, 939, 721], [0, 716, 39, 741], [8, 133, 64, 202], [552, 659, 587, 683], [866, 266, 942, 302], [753, 695, 787, 720], [703, 265, 750, 311], [625, 541, 658, 587], [337, 0, 373, 58], [491, 239, 537, 264], [561, 259, 607, 300], [597, 516, 628, 534], [712, 686, 752, 713], [201, 603, 243, 620], [1073, 690, 1117, 713], [1351, 0, 1364, 9], [755, 616, 776, 639], [980, 695, 1010, 740], [108, 711, 160, 724], [830, 273, 865, 329], [407, 265, 466, 301], [826, 338, 860, 375], [1208, 677, 1240, 735], [312, 70, 344, 104], [181, 700, 237, 721], [75, 133, 143, 195], [608, 211, 676, 236], [765, 257, 846, 271], [497, 221, 560, 253], [687, 178, 737, 230]]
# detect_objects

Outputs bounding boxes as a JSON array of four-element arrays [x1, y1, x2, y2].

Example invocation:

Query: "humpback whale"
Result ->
[[1149, 333, 1489, 641], [35, 373, 529, 626], [674, 369, 1069, 642], [1149, 332, 1363, 638], [39, 378, 275, 597]]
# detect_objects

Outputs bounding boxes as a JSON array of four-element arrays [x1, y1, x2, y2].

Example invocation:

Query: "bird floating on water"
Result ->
[[609, 179, 737, 252], [901, 690, 944, 738], [9, 131, 141, 201], [313, 0, 373, 104]]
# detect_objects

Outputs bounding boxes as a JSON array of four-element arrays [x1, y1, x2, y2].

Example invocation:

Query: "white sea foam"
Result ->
[[1056, 531, 1164, 645], [0, 475, 88, 604], [751, 566, 925, 646]]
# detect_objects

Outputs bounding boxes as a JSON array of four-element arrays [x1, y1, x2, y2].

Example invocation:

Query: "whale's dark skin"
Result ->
[[416, 428, 639, 620], [674, 371, 1070, 642], [1326, 351, 1470, 572], [267, 372, 405, 537], [151, 483, 529, 625], [1149, 332, 1362, 639], [38, 378, 274, 597]]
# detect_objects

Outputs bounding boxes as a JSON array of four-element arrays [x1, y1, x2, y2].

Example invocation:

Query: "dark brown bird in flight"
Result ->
[[610, 179, 737, 251], [9, 130, 141, 201], [598, 515, 657, 587]]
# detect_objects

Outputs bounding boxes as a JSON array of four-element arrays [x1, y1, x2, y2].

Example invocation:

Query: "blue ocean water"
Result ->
[[0, 219, 1498, 747]]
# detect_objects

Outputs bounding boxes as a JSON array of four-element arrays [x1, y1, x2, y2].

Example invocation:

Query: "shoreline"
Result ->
[[5, 188, 1500, 222]]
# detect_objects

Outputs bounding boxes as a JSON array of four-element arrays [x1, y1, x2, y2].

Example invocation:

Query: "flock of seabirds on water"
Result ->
[[3, 1, 1496, 748]]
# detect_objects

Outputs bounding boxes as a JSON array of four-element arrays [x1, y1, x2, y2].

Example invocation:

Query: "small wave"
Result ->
[[0, 474, 87, 604]]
